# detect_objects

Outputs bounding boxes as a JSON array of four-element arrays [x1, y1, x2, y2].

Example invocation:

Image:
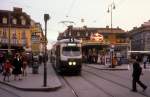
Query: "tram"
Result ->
[[51, 38, 82, 74]]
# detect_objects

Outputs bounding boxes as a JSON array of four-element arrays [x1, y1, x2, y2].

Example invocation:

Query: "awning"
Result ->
[[82, 40, 110, 46]]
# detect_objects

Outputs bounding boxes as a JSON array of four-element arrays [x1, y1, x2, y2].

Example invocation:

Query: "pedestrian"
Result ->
[[0, 53, 4, 73], [22, 53, 28, 76], [132, 58, 147, 92], [12, 53, 22, 80], [143, 56, 147, 69], [38, 54, 43, 64], [3, 59, 13, 82], [97, 52, 101, 64]]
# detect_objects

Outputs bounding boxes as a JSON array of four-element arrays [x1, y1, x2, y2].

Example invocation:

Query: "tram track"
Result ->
[[85, 65, 131, 80], [61, 75, 115, 97], [82, 66, 149, 97], [55, 64, 149, 97], [81, 75, 114, 97], [61, 76, 80, 97], [0, 83, 21, 97]]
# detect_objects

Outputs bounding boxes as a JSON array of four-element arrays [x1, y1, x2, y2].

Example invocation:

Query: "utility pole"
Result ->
[[43, 14, 50, 87]]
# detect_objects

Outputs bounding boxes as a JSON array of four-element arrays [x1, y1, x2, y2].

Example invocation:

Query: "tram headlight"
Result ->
[[68, 61, 72, 66], [72, 62, 76, 65]]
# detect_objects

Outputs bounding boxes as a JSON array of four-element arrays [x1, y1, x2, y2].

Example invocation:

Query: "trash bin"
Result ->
[[32, 61, 39, 74], [32, 55, 39, 74]]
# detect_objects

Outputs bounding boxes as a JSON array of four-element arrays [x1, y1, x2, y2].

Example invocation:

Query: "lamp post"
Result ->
[[8, 12, 11, 54], [43, 14, 50, 87], [107, 2, 115, 68], [107, 2, 115, 30]]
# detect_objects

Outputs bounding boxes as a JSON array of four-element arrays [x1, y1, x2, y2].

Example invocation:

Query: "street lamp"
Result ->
[[107, 2, 115, 29], [107, 2, 115, 68], [43, 14, 50, 87]]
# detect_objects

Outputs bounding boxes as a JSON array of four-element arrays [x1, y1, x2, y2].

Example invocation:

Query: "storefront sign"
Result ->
[[90, 33, 104, 42]]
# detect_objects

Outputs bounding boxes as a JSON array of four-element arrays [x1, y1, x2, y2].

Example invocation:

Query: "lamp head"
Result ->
[[113, 5, 116, 9], [44, 14, 50, 22], [107, 8, 110, 13]]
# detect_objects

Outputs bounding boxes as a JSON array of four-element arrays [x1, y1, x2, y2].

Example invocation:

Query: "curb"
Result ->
[[0, 81, 62, 91], [86, 65, 129, 71], [95, 68, 129, 71]]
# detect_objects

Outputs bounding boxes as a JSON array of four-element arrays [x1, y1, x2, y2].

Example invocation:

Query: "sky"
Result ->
[[1, 0, 150, 49]]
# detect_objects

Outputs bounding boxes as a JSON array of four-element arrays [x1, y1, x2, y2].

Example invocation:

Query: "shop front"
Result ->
[[82, 40, 110, 64]]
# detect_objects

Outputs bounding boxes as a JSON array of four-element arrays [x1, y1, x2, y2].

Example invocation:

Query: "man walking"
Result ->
[[132, 58, 147, 92]]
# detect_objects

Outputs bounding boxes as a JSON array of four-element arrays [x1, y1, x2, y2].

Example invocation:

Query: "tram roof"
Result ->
[[57, 38, 81, 43]]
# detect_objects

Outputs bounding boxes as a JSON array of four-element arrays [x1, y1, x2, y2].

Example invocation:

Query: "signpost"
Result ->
[[110, 44, 115, 68]]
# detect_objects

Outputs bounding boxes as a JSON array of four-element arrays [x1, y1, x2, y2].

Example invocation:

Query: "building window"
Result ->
[[104, 35, 108, 39], [12, 18, 17, 24], [12, 29, 17, 45], [30, 21, 34, 26], [77, 32, 80, 37], [0, 29, 2, 37], [86, 32, 88, 37], [22, 30, 26, 39], [2, 17, 7, 24], [64, 33, 66, 37], [2, 28, 7, 38], [20, 16, 26, 25], [12, 29, 16, 38], [1, 28, 7, 44], [21, 19, 26, 25]]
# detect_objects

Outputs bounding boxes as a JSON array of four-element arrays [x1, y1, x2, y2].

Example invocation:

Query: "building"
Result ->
[[30, 22, 45, 54], [129, 20, 150, 60], [129, 20, 150, 51], [58, 25, 129, 64], [0, 7, 44, 54]]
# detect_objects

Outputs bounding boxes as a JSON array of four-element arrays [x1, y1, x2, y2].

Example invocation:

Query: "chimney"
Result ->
[[13, 7, 22, 13], [106, 25, 109, 28], [133, 27, 137, 29], [117, 26, 120, 29], [68, 25, 73, 30], [83, 25, 87, 29]]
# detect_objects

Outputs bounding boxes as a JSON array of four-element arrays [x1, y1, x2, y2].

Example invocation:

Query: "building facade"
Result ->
[[0, 7, 44, 54], [129, 20, 150, 60], [58, 25, 129, 64], [30, 22, 45, 54], [129, 21, 150, 51]]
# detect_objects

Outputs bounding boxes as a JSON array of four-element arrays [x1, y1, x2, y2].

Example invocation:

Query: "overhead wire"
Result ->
[[115, 0, 128, 8], [65, 0, 77, 18]]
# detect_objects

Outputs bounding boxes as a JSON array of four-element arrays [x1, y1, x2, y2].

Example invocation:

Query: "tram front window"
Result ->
[[62, 46, 81, 56]]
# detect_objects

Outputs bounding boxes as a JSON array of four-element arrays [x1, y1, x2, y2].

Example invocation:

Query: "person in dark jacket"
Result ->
[[12, 53, 22, 80], [0, 53, 5, 73], [132, 58, 147, 92]]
